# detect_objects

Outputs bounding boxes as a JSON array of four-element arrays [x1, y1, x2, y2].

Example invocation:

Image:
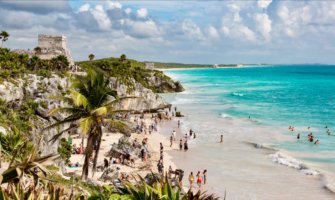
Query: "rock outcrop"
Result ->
[[0, 72, 171, 155]]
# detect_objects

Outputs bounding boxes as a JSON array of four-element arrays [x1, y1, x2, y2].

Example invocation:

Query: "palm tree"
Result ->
[[88, 54, 95, 61], [47, 66, 134, 180], [51, 55, 69, 70], [0, 31, 9, 47]]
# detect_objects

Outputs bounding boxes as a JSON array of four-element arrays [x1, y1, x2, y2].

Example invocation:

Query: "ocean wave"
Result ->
[[232, 92, 244, 97], [269, 151, 320, 175]]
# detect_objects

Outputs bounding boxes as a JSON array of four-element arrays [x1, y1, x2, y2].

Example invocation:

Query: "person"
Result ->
[[220, 134, 223, 143], [189, 172, 194, 188], [160, 142, 164, 153], [196, 171, 202, 188], [157, 160, 164, 174], [203, 170, 207, 185], [175, 106, 177, 112], [184, 140, 188, 151], [178, 120, 180, 128], [189, 129, 193, 137], [168, 166, 173, 178], [185, 133, 188, 140], [193, 132, 196, 139], [308, 133, 314, 142], [314, 139, 319, 145], [297, 133, 300, 139], [172, 130, 176, 141], [179, 139, 183, 150], [170, 135, 173, 147], [104, 158, 109, 169], [325, 125, 328, 129]]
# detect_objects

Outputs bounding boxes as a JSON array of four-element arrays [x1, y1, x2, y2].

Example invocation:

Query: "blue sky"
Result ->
[[1, 0, 335, 64]]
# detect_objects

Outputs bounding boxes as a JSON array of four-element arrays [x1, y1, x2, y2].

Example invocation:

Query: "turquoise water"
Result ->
[[164, 65, 335, 164]]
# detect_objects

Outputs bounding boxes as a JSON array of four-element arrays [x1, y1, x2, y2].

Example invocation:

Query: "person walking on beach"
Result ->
[[193, 132, 196, 139], [189, 172, 194, 188], [203, 170, 207, 185], [196, 171, 202, 188], [170, 136, 173, 147], [172, 130, 176, 141], [184, 140, 188, 151], [178, 120, 180, 128], [179, 139, 183, 150], [189, 129, 193, 137], [220, 135, 223, 143]]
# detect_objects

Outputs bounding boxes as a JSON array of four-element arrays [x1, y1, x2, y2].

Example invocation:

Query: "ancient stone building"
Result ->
[[37, 34, 74, 66]]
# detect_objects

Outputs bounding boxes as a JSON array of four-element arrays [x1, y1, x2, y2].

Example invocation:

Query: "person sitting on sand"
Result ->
[[179, 139, 183, 150], [189, 172, 194, 188]]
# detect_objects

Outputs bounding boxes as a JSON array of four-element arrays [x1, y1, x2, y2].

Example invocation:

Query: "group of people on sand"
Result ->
[[157, 142, 165, 174], [291, 125, 332, 145], [188, 170, 207, 189], [134, 114, 158, 135]]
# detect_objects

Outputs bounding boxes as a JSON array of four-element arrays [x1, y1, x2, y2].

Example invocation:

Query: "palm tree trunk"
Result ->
[[82, 132, 94, 180], [92, 126, 102, 178]]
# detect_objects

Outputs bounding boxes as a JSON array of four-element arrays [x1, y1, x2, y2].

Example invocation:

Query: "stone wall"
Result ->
[[37, 34, 74, 66]]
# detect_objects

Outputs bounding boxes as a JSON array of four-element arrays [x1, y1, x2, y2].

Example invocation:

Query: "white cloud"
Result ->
[[239, 25, 257, 42], [125, 19, 160, 38], [125, 8, 132, 15], [206, 25, 220, 40], [181, 19, 203, 40], [257, 0, 272, 9], [78, 3, 90, 13], [137, 8, 148, 18], [254, 13, 272, 41], [91, 5, 111, 31], [106, 1, 122, 10]]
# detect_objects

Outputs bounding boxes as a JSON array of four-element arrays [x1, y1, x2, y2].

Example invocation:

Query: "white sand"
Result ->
[[66, 114, 177, 182]]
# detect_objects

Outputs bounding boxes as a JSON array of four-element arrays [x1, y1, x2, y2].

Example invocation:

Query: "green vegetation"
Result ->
[[58, 138, 72, 165], [152, 62, 238, 69], [0, 47, 70, 81], [89, 53, 95, 61], [77, 55, 175, 93], [0, 31, 9, 47], [47, 66, 133, 180]]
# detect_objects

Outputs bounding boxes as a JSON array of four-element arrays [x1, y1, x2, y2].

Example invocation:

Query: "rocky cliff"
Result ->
[[0, 72, 172, 155]]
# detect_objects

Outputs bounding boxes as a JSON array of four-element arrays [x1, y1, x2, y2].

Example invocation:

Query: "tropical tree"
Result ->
[[88, 54, 95, 61], [34, 46, 42, 55], [47, 66, 134, 180], [119, 54, 127, 62], [0, 31, 9, 47], [51, 55, 69, 70]]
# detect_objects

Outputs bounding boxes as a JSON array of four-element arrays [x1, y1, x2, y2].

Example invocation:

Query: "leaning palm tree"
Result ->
[[0, 31, 9, 47], [47, 66, 134, 180]]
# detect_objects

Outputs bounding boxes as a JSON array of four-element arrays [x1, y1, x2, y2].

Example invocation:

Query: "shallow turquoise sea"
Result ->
[[164, 65, 335, 164]]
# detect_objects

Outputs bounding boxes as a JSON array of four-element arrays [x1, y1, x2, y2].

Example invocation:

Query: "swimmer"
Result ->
[[314, 139, 319, 145], [297, 133, 300, 139]]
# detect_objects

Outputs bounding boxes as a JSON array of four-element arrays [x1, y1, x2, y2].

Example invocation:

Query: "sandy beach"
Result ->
[[65, 113, 177, 184]]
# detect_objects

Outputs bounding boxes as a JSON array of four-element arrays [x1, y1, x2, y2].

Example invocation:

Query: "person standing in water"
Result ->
[[297, 133, 300, 139], [203, 170, 207, 185], [179, 139, 183, 150], [220, 135, 223, 143], [189, 172, 194, 188]]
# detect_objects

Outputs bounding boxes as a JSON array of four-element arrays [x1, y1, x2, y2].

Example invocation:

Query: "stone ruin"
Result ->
[[12, 34, 74, 67], [37, 34, 74, 66]]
